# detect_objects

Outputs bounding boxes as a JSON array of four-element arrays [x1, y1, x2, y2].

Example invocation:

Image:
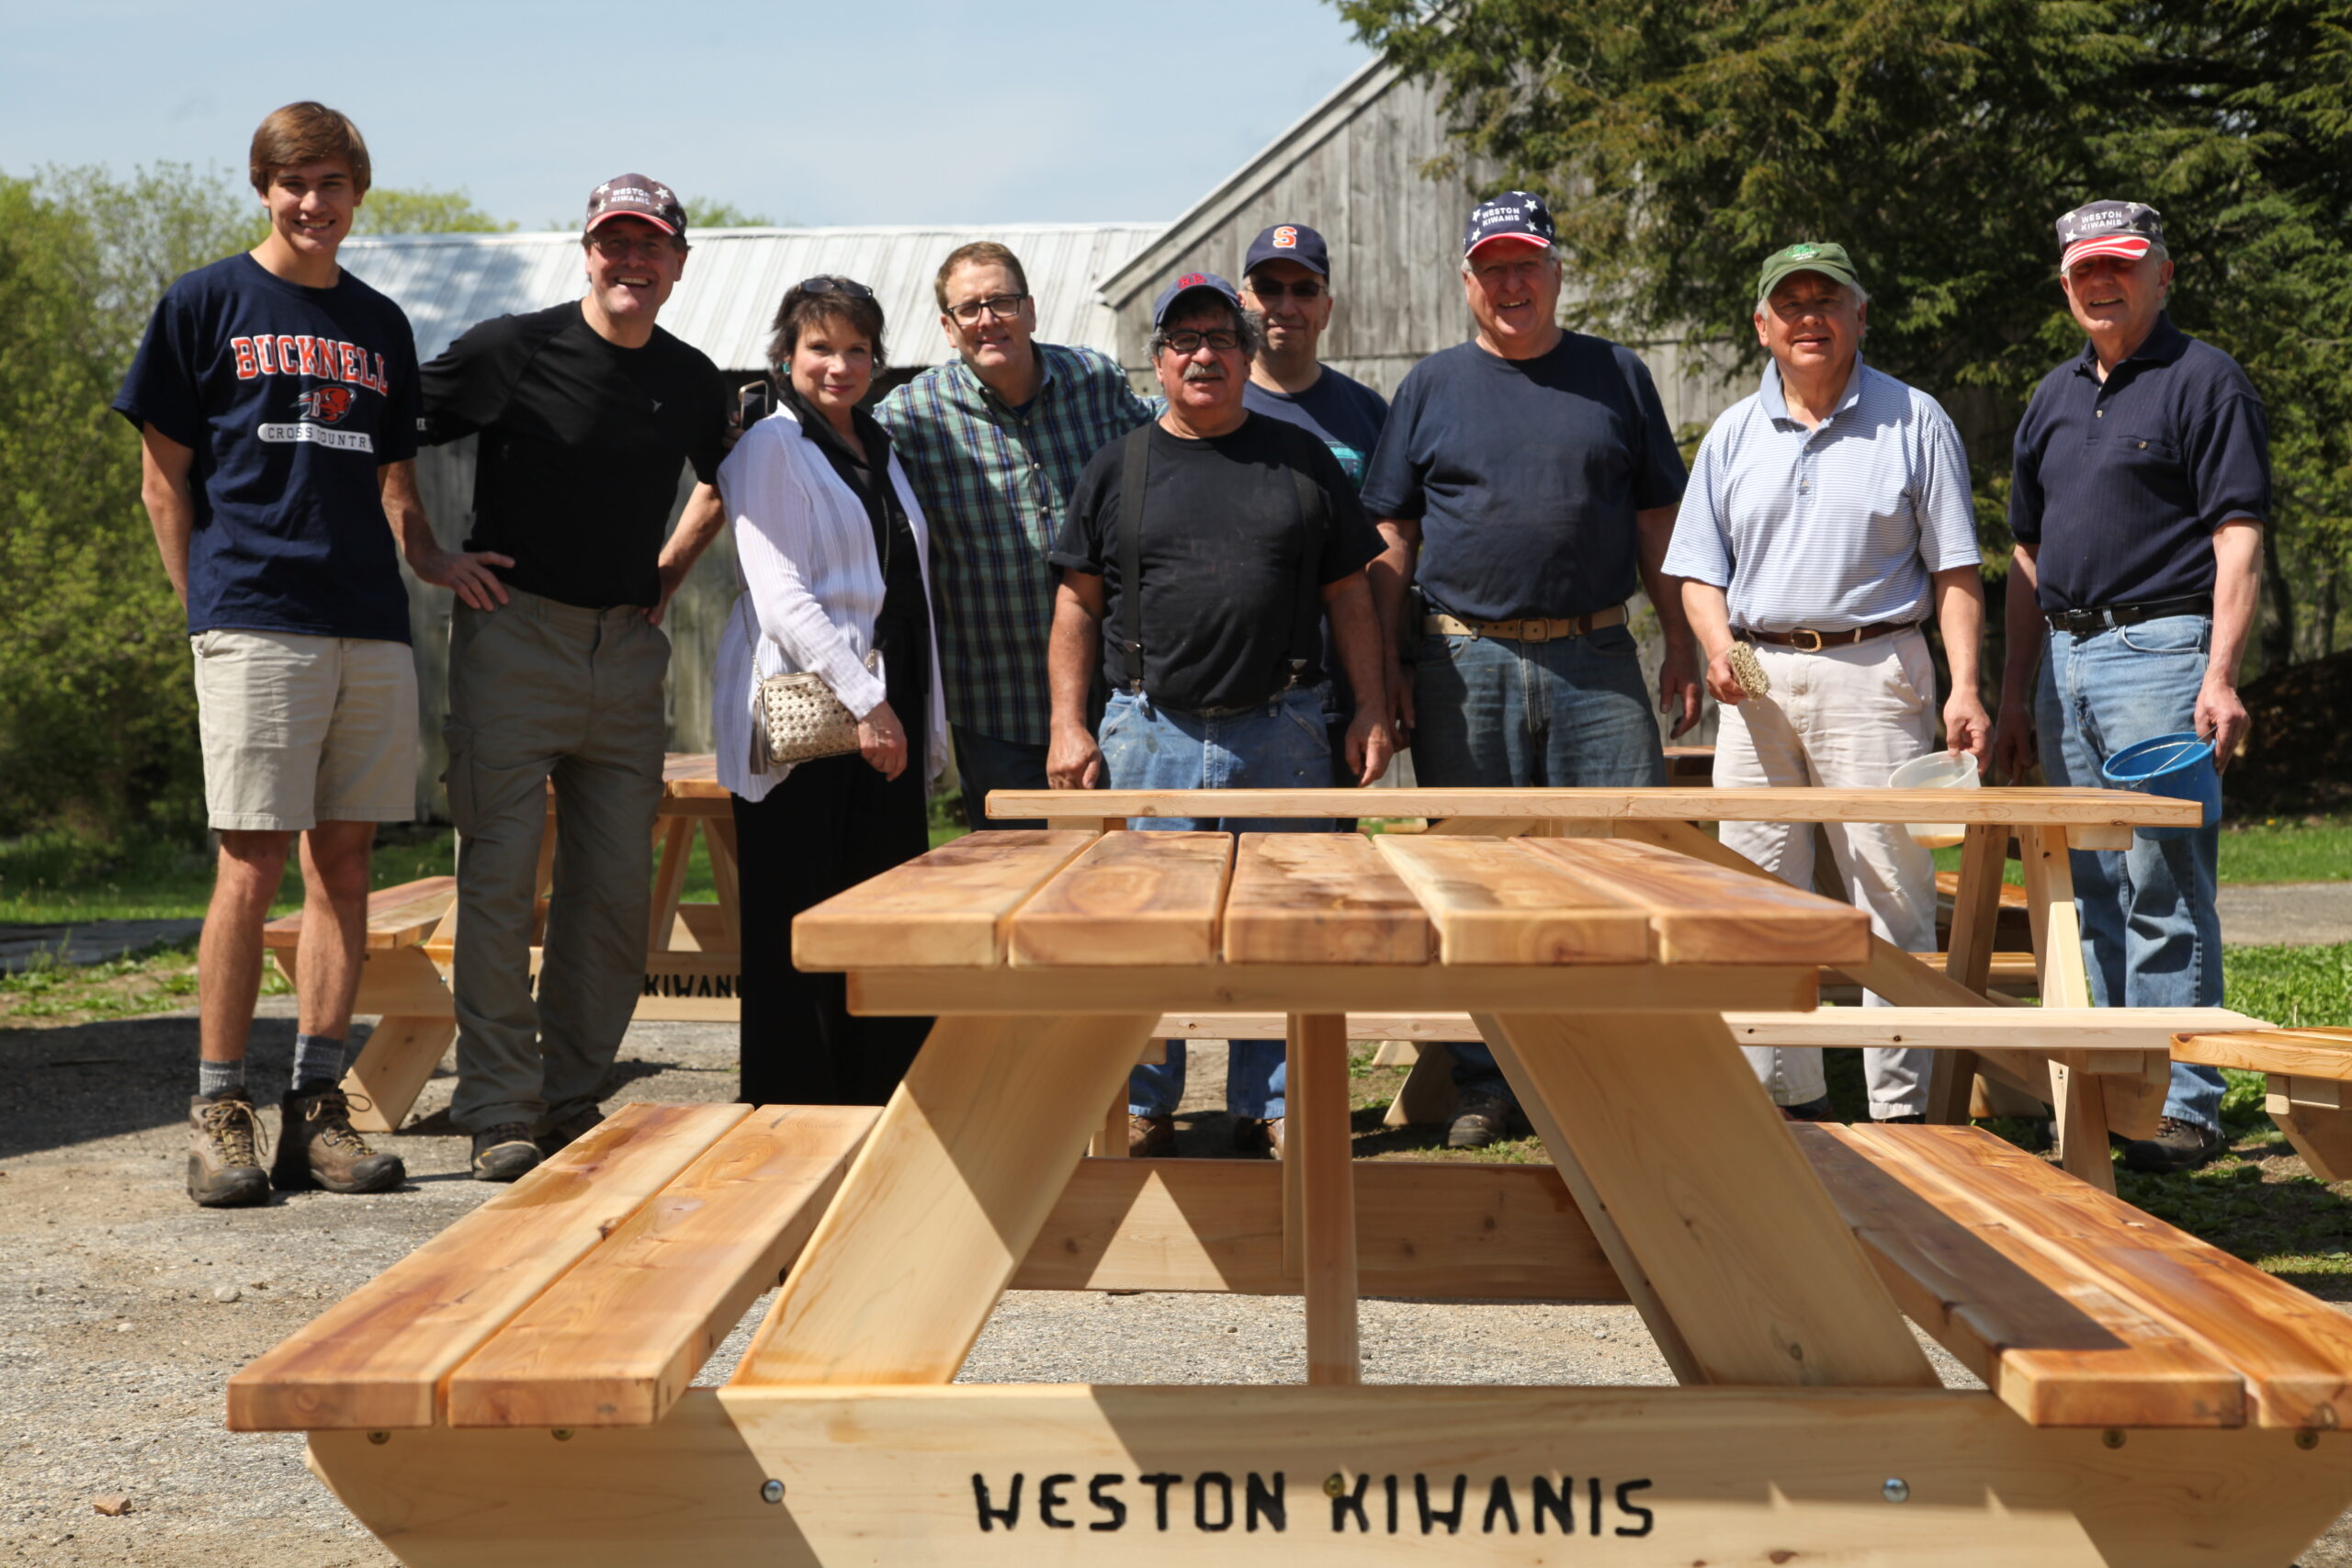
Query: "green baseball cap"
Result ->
[[1756, 241, 1862, 301]]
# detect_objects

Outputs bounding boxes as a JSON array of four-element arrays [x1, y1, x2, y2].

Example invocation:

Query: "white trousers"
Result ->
[[1715, 628, 1941, 1117]]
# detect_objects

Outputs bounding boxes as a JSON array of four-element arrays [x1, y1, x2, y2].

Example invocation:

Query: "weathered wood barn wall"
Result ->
[[349, 224, 1162, 816]]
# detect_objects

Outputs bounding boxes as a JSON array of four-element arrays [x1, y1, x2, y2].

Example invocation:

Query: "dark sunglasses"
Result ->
[[1247, 278, 1326, 300], [797, 276, 876, 299]]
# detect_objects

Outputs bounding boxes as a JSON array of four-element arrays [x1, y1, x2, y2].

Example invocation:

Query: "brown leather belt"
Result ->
[[1739, 620, 1918, 652], [1425, 604, 1628, 642]]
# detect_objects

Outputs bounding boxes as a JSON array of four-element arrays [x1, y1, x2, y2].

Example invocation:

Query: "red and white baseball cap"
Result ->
[[2055, 200, 2163, 267], [584, 174, 687, 237]]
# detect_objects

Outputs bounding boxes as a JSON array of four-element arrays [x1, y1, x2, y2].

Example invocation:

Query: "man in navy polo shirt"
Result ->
[[1361, 191, 1700, 1148], [1995, 200, 2268, 1172]]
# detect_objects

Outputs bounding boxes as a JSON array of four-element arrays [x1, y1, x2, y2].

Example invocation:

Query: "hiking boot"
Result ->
[[1127, 1114, 1175, 1157], [188, 1089, 271, 1208], [1232, 1116, 1276, 1157], [273, 1086, 405, 1194], [536, 1105, 605, 1160], [1779, 1095, 1838, 1123], [470, 1123, 543, 1183], [2119, 1116, 2223, 1174], [1448, 1090, 1513, 1149]]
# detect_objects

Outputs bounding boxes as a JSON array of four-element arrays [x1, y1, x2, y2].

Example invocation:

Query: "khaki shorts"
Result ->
[[190, 628, 418, 831]]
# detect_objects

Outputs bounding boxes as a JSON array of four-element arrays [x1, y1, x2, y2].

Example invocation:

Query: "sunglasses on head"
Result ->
[[798, 276, 876, 299]]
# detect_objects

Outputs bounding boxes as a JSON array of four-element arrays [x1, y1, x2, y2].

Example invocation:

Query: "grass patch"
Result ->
[[1932, 813, 2352, 886], [0, 826, 460, 924], [0, 939, 287, 1029]]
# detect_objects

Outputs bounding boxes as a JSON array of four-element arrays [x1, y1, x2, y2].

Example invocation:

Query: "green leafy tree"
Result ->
[[352, 185, 514, 234], [1337, 0, 2352, 663], [681, 197, 775, 229]]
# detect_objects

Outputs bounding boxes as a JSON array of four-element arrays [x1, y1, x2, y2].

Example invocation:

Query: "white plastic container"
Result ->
[[1887, 750, 1980, 848]]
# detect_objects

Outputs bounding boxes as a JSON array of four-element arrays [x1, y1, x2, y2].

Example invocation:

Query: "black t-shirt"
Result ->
[[1050, 413, 1381, 713], [2008, 315, 2270, 611], [1242, 367, 1390, 489], [418, 302, 728, 609], [111, 254, 422, 642], [1359, 333, 1686, 621]]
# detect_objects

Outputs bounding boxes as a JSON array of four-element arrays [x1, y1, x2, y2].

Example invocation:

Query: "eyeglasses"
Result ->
[[588, 232, 679, 259], [1246, 279, 1325, 300], [947, 291, 1029, 324], [1159, 329, 1242, 355], [798, 276, 876, 299]]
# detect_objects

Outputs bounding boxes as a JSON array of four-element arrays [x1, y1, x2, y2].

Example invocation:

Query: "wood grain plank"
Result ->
[[791, 830, 1098, 970], [1008, 831, 1232, 967], [226, 1102, 750, 1431], [263, 875, 458, 953], [983, 785, 2200, 828], [1220, 833, 1430, 964], [1521, 836, 1871, 965], [1371, 835, 1649, 964], [1849, 1122, 2352, 1429], [2174, 1028, 2352, 1077], [1292, 1013, 1359, 1383], [1797, 1125, 2244, 1428], [446, 1105, 878, 1428]]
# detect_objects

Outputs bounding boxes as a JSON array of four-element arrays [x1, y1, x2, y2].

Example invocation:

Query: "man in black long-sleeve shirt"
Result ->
[[418, 173, 728, 1181]]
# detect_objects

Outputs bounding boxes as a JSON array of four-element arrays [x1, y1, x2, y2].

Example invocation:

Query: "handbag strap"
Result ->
[[1117, 423, 1151, 694]]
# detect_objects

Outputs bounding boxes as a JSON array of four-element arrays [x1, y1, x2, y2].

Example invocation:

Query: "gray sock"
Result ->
[[198, 1059, 246, 1100], [291, 1034, 346, 1093]]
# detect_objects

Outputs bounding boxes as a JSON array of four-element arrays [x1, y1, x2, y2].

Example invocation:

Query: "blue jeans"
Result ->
[[1101, 686, 1331, 1120], [2036, 615, 2226, 1133], [1413, 625, 1668, 1103], [952, 725, 1049, 832]]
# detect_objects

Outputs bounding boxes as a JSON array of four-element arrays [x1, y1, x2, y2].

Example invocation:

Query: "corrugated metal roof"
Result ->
[[341, 223, 1168, 371]]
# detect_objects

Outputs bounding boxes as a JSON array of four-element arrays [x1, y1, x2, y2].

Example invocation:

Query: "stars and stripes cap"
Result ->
[[1461, 190, 1556, 257], [2055, 200, 2164, 267], [585, 174, 687, 237]]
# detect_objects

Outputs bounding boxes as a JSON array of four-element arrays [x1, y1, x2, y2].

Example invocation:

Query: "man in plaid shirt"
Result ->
[[876, 242, 1155, 829]]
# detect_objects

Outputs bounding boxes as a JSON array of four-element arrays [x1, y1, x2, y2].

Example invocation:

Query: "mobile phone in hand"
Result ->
[[738, 380, 769, 428]]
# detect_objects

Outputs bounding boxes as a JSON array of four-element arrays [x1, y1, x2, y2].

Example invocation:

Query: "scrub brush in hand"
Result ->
[[1725, 641, 1770, 699]]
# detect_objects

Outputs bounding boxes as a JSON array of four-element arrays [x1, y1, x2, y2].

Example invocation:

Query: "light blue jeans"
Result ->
[[1413, 625, 1668, 1103], [1100, 686, 1332, 1121], [2036, 614, 2226, 1133]]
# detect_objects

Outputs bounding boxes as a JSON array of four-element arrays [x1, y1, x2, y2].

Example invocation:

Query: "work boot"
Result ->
[[187, 1089, 271, 1208], [1232, 1116, 1276, 1157], [536, 1105, 605, 1160], [1448, 1090, 1513, 1149], [470, 1122, 543, 1183], [272, 1086, 405, 1194], [1127, 1114, 1175, 1157], [2119, 1116, 2224, 1174]]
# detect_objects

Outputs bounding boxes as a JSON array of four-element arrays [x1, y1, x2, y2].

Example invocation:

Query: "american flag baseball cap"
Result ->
[[2055, 200, 2164, 267]]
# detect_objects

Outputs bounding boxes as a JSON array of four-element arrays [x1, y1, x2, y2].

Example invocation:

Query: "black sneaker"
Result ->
[[187, 1089, 271, 1208], [1448, 1090, 1514, 1149], [1876, 1113, 1927, 1125], [2119, 1116, 2223, 1174], [273, 1086, 405, 1194], [1780, 1095, 1838, 1123], [1231, 1116, 1275, 1157], [470, 1122, 543, 1183]]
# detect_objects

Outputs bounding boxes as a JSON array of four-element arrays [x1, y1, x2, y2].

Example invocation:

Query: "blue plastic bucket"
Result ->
[[2100, 732, 2221, 840]]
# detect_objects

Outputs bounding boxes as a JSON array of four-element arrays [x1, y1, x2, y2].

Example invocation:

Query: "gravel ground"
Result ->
[[6, 1008, 2350, 1565]]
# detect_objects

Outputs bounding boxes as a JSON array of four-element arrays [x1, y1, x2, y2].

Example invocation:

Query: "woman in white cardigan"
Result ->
[[713, 277, 946, 1105]]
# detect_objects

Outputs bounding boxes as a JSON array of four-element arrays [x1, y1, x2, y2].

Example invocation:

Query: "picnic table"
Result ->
[[233, 829, 2351, 1566], [988, 784, 2227, 1191], [270, 754, 741, 1133]]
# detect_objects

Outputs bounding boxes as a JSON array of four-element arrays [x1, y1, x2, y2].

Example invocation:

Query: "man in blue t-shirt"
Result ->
[[114, 102, 505, 1208], [1238, 221, 1390, 788], [1996, 200, 2268, 1173], [1360, 191, 1702, 1150]]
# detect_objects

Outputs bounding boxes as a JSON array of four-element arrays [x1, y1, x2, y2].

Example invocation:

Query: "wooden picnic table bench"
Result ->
[[264, 875, 458, 1134], [2177, 1027, 2352, 1180], [232, 828, 2351, 1566], [989, 785, 2207, 1191]]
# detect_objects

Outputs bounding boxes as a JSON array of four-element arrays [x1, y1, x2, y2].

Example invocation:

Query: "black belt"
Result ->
[[1739, 620, 1917, 652], [2045, 594, 2212, 636]]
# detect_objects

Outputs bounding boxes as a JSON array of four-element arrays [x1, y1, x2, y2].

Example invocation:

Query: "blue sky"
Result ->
[[0, 0, 1376, 228]]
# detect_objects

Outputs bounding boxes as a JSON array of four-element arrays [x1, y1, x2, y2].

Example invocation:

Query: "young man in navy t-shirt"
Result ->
[[114, 102, 507, 1207]]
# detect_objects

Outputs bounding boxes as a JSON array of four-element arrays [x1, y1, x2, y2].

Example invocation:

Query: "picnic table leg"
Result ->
[[291, 939, 457, 1134], [704, 817, 742, 951], [1289, 1011, 1359, 1384], [2020, 827, 2121, 1190], [1480, 1009, 1938, 1390], [646, 817, 692, 952], [1930, 823, 2010, 1123], [729, 1010, 1159, 1385], [2054, 826, 2169, 1142]]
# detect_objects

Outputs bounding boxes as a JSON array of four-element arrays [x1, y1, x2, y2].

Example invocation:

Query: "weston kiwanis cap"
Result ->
[[584, 173, 687, 237], [1150, 271, 1242, 328], [1461, 190, 1556, 257], [2055, 200, 2164, 266], [1756, 241, 1863, 301], [1243, 222, 1329, 277]]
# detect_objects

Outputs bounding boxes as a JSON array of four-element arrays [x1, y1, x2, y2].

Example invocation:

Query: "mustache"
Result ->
[[1181, 362, 1225, 381]]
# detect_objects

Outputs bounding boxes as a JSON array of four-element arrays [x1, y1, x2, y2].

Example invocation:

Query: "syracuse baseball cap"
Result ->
[[584, 173, 687, 237], [1461, 191, 1556, 257], [1756, 241, 1863, 301], [1243, 222, 1329, 278], [1151, 271, 1243, 327], [2055, 200, 2164, 266]]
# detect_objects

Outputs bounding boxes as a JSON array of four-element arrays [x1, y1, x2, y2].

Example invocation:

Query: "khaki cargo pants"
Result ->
[[444, 591, 668, 1136]]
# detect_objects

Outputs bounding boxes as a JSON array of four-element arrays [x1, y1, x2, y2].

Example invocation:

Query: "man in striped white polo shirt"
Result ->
[[1666, 242, 1991, 1122]]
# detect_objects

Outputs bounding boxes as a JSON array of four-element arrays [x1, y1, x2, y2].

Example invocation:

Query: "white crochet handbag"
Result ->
[[741, 597, 876, 771]]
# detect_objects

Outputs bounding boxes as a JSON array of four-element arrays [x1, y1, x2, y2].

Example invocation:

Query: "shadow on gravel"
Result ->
[[0, 1012, 338, 1160]]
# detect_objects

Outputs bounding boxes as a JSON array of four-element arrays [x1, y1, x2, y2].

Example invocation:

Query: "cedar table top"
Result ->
[[984, 784, 2199, 828], [792, 829, 1869, 976]]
